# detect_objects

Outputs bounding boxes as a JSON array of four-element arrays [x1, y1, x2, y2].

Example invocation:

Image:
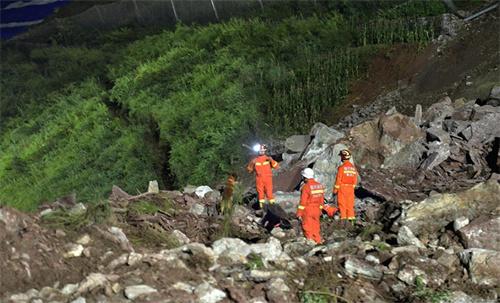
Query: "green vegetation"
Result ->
[[42, 200, 110, 230], [412, 276, 450, 303], [128, 198, 174, 216], [1, 1, 448, 210], [245, 253, 265, 270]]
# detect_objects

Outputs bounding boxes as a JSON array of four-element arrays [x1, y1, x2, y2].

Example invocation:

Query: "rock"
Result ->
[[61, 283, 79, 295], [453, 217, 470, 231], [194, 282, 226, 303], [420, 141, 450, 170], [399, 180, 500, 236], [383, 139, 426, 169], [283, 238, 316, 256], [397, 226, 425, 249], [9, 293, 30, 302], [413, 104, 422, 126], [40, 208, 54, 217], [70, 297, 86, 303], [250, 237, 283, 263], [182, 243, 216, 266], [189, 203, 207, 216], [397, 264, 427, 285], [454, 98, 467, 108], [365, 254, 381, 265], [459, 248, 500, 286], [272, 191, 300, 214], [55, 229, 66, 237], [489, 84, 500, 101], [424, 97, 454, 126], [285, 135, 310, 153], [69, 203, 87, 215], [108, 226, 134, 252], [109, 185, 131, 200], [443, 291, 497, 303], [265, 278, 292, 303], [127, 252, 143, 266], [171, 229, 190, 245], [344, 257, 383, 280], [171, 282, 195, 293], [249, 270, 287, 282], [78, 273, 109, 294], [457, 217, 500, 250], [195, 185, 213, 198], [212, 238, 251, 264], [76, 234, 91, 245], [63, 244, 84, 258], [147, 180, 159, 193], [124, 285, 158, 300], [426, 127, 451, 144], [300, 123, 344, 162], [436, 252, 459, 273]]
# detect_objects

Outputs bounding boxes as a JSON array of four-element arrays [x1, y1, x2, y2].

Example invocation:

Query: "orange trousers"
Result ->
[[301, 209, 322, 244], [337, 186, 355, 220], [256, 176, 274, 205]]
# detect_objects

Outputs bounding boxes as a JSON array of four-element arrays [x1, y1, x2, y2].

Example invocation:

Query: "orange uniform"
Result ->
[[247, 155, 279, 206], [296, 178, 326, 244], [333, 160, 358, 220]]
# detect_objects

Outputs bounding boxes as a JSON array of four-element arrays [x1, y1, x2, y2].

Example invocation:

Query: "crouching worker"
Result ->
[[296, 168, 335, 244]]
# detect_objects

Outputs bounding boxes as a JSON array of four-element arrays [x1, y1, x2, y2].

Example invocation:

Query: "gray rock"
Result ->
[[9, 293, 30, 302], [413, 104, 423, 126], [273, 191, 300, 214], [69, 203, 87, 215], [424, 97, 454, 125], [124, 285, 158, 300], [457, 217, 500, 250], [249, 270, 287, 282], [266, 278, 292, 303], [441, 291, 497, 303], [283, 238, 316, 257], [70, 297, 86, 303], [453, 217, 470, 231], [182, 243, 216, 266], [127, 252, 143, 266], [108, 226, 134, 252], [194, 282, 226, 303], [459, 248, 500, 286], [189, 203, 207, 216], [488, 84, 500, 101], [147, 180, 159, 193], [61, 283, 79, 295], [40, 208, 54, 217], [109, 185, 131, 200], [250, 237, 283, 263], [426, 127, 451, 144], [436, 252, 459, 273], [63, 244, 84, 258], [195, 185, 213, 198], [469, 106, 500, 145], [397, 264, 427, 285], [399, 180, 500, 236], [420, 141, 450, 170], [212, 238, 251, 264], [383, 139, 426, 169], [300, 123, 344, 163], [312, 143, 351, 199], [285, 135, 310, 153], [171, 229, 190, 245], [77, 273, 109, 294], [397, 226, 425, 249], [344, 257, 383, 280], [171, 282, 195, 293]]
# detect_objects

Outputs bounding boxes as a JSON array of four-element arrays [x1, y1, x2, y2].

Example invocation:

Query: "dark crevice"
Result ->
[[486, 137, 499, 173]]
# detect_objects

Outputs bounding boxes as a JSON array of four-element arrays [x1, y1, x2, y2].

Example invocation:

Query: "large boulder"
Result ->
[[311, 143, 350, 199], [347, 112, 424, 169], [212, 238, 251, 264], [459, 249, 500, 286], [285, 135, 310, 153], [399, 180, 500, 237], [457, 216, 500, 250], [300, 123, 344, 163], [423, 96, 454, 127], [250, 237, 283, 263]]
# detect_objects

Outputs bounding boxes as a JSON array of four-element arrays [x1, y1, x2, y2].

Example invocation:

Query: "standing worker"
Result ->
[[247, 144, 279, 209], [296, 168, 335, 244], [333, 149, 358, 226]]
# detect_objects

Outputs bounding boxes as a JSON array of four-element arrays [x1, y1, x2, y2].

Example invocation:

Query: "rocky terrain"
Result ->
[[1, 83, 499, 303]]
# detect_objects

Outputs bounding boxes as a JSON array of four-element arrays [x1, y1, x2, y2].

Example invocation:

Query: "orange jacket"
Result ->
[[247, 155, 279, 177], [333, 160, 358, 194], [297, 178, 325, 218]]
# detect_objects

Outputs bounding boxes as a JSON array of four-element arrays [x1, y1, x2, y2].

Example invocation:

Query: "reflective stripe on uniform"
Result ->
[[334, 185, 340, 189], [271, 162, 278, 168], [298, 205, 305, 210], [269, 199, 275, 204], [319, 205, 323, 209], [311, 190, 324, 194], [259, 199, 266, 202]]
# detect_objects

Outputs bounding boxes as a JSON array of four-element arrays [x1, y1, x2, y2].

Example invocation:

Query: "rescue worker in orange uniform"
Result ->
[[247, 144, 279, 209], [333, 149, 358, 225], [296, 168, 336, 244]]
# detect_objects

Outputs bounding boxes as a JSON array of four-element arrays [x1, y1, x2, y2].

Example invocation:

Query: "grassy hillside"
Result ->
[[0, 0, 448, 210]]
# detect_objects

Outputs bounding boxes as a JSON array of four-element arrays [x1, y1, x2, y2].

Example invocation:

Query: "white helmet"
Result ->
[[301, 168, 314, 179]]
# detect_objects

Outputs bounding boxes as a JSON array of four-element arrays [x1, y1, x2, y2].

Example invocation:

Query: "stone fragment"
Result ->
[[76, 234, 91, 245], [63, 244, 84, 258], [285, 135, 310, 153], [124, 285, 158, 300], [459, 248, 500, 286], [453, 217, 470, 231], [397, 226, 425, 249], [457, 217, 500, 250], [194, 282, 226, 303], [344, 257, 383, 280], [147, 180, 159, 193], [212, 238, 251, 264]]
